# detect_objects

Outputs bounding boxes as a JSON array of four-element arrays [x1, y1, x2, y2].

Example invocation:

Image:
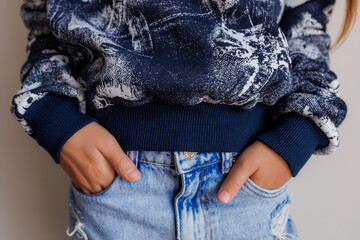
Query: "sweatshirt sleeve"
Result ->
[[10, 0, 98, 164], [254, 0, 348, 177]]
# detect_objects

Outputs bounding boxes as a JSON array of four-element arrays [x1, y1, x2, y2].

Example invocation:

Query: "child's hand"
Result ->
[[217, 140, 292, 204], [59, 121, 141, 195]]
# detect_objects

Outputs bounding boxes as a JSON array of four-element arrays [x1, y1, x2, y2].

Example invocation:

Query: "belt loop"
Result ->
[[221, 152, 230, 174], [221, 152, 239, 174], [173, 151, 183, 175], [126, 151, 139, 168], [134, 151, 139, 168]]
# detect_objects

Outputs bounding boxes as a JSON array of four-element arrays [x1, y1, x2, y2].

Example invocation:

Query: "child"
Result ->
[[10, 0, 355, 239]]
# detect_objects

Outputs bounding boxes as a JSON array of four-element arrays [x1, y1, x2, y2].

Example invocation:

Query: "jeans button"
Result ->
[[184, 151, 198, 159]]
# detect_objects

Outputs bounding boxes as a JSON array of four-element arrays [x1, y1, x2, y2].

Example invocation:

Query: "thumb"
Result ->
[[100, 141, 141, 182], [217, 158, 256, 204]]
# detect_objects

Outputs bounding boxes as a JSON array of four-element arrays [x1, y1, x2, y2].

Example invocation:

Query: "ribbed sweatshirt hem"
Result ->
[[88, 101, 272, 153], [22, 93, 329, 177]]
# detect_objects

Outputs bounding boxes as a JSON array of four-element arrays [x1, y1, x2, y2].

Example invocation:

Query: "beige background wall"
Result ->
[[1, 1, 359, 239]]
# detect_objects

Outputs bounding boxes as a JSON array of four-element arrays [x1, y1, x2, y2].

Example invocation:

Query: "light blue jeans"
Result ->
[[67, 151, 299, 240]]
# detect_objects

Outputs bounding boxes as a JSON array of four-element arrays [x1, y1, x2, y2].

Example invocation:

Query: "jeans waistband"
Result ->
[[126, 150, 240, 175]]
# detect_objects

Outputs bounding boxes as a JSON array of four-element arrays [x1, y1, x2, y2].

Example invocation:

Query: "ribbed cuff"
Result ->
[[23, 93, 98, 164], [254, 112, 329, 177]]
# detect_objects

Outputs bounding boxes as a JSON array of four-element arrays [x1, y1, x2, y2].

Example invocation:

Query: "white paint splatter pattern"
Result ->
[[10, 0, 347, 156]]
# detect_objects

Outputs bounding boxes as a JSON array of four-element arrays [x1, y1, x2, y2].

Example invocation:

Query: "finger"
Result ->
[[98, 140, 141, 182], [72, 180, 92, 195], [217, 158, 257, 204], [77, 181, 103, 195], [80, 186, 92, 195], [70, 165, 98, 193], [89, 184, 104, 194], [97, 170, 117, 189], [62, 151, 111, 194], [73, 177, 103, 194], [64, 159, 93, 192], [72, 181, 81, 190], [86, 150, 117, 190]]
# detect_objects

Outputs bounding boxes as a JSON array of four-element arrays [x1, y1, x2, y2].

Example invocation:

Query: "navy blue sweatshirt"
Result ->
[[10, 0, 347, 177]]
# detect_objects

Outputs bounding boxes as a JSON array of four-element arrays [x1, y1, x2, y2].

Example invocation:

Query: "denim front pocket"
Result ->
[[67, 151, 182, 240], [229, 152, 289, 199], [70, 173, 119, 199], [243, 176, 289, 198], [202, 152, 293, 239]]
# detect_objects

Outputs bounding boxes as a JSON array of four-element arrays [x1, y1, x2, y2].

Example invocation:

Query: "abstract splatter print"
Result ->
[[10, 0, 347, 156]]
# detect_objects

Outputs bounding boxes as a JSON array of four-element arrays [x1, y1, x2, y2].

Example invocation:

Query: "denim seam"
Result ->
[[137, 158, 175, 166], [182, 160, 221, 173], [204, 165, 213, 240], [199, 167, 206, 239], [69, 199, 85, 222], [175, 173, 187, 240]]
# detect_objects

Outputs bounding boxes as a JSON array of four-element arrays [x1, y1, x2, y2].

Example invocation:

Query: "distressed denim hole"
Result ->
[[67, 201, 88, 240], [270, 196, 299, 240]]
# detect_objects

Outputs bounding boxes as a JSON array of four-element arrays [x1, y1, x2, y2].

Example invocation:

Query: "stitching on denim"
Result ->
[[204, 165, 213, 240], [199, 167, 207, 240], [243, 182, 287, 199], [175, 173, 187, 239], [137, 158, 175, 166], [182, 160, 221, 172], [69, 199, 85, 222]]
